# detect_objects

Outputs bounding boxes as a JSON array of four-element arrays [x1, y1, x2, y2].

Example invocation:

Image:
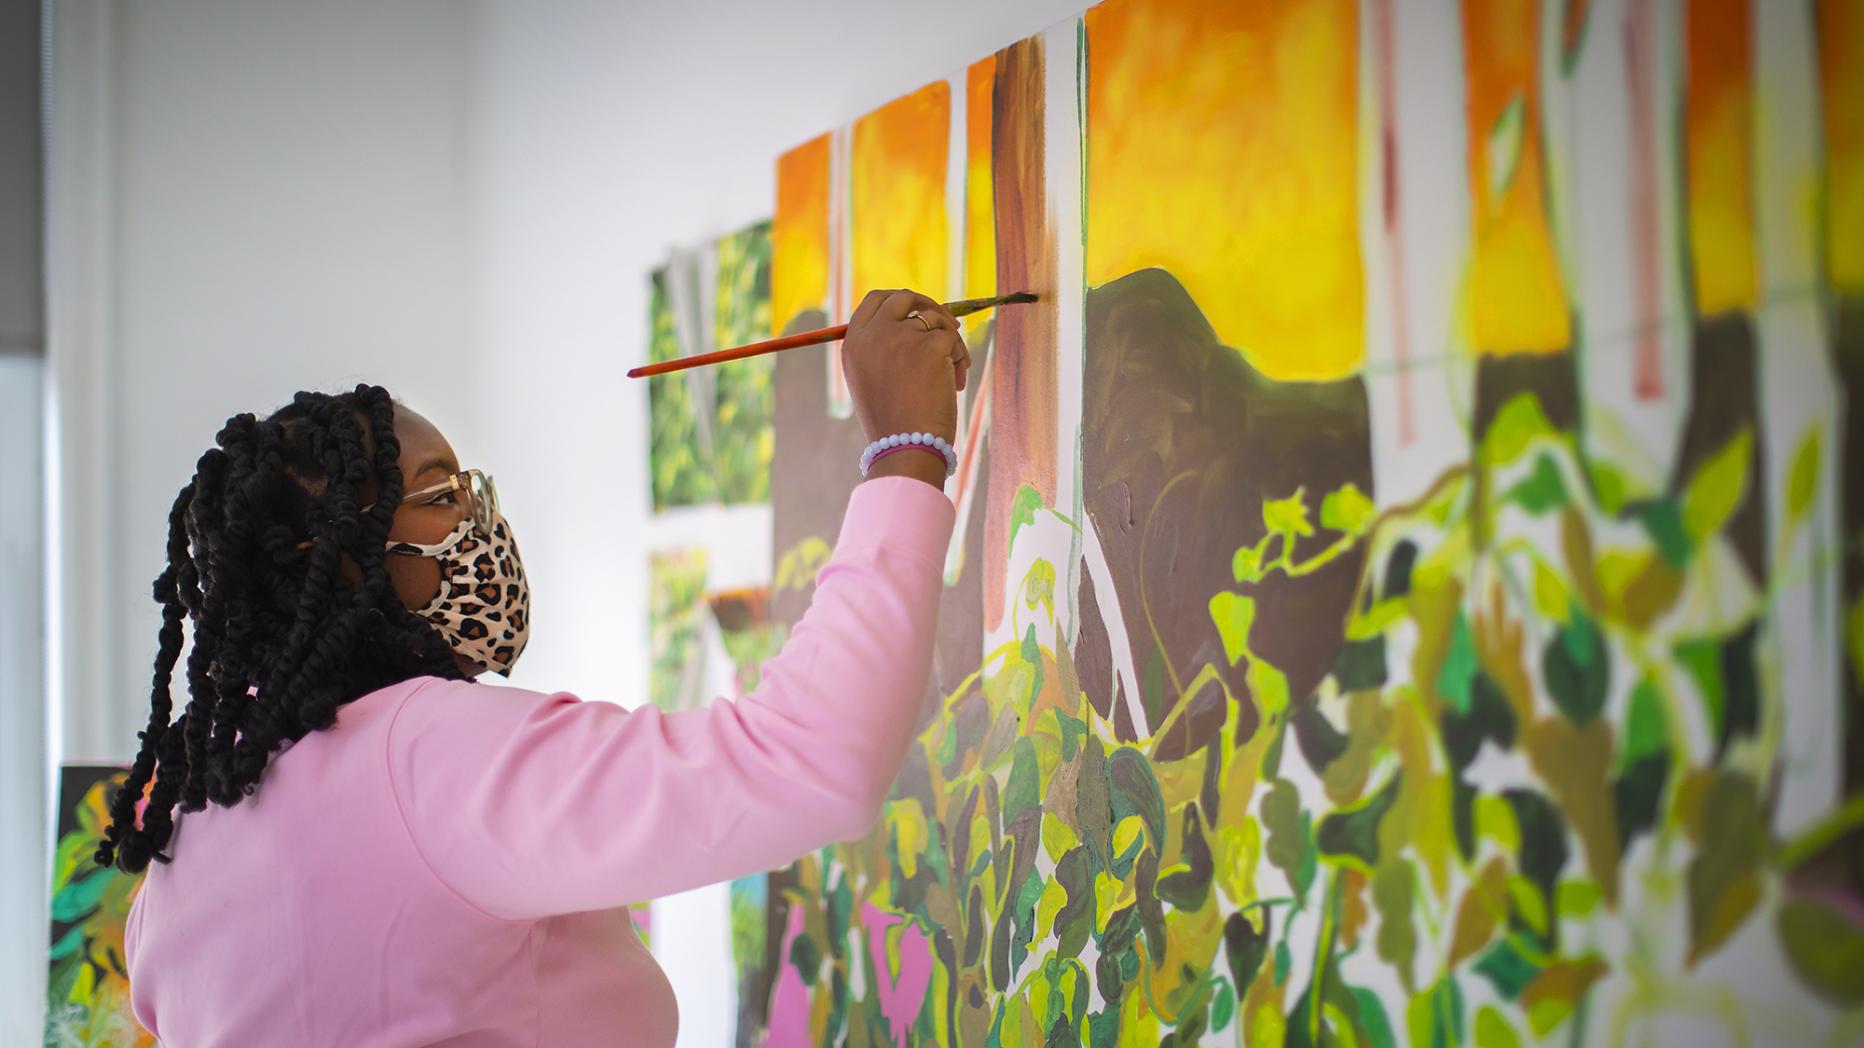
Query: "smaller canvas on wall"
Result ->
[[646, 220, 775, 512], [648, 548, 711, 713], [46, 765, 152, 1048]]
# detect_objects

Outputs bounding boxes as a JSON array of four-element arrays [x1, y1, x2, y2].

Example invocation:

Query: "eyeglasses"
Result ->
[[397, 469, 500, 535]]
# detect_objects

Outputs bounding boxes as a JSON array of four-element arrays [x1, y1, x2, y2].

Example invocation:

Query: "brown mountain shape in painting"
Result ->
[[1076, 268, 1373, 743], [769, 308, 990, 707]]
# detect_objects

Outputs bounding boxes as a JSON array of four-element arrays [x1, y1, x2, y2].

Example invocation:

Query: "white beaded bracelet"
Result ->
[[859, 431, 957, 478]]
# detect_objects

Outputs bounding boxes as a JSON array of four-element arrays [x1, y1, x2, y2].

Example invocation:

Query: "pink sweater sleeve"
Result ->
[[386, 477, 955, 920]]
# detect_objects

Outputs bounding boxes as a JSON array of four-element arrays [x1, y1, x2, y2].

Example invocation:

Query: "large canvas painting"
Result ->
[[745, 0, 1864, 1044], [647, 219, 776, 511], [45, 766, 151, 1048]]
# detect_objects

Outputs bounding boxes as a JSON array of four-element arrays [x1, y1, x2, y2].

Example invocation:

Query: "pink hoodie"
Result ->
[[126, 477, 955, 1046]]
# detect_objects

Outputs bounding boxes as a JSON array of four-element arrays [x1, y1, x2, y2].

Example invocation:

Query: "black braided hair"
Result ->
[[97, 385, 467, 873]]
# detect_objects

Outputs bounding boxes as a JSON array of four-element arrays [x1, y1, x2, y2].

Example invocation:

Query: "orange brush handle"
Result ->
[[625, 292, 1034, 379], [626, 323, 848, 379]]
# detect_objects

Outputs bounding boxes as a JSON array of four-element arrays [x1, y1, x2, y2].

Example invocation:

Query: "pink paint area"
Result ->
[[863, 903, 933, 1046], [1626, 0, 1664, 400], [765, 905, 813, 1048]]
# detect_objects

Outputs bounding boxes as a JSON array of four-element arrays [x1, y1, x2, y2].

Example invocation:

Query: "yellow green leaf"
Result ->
[[1557, 879, 1602, 919], [1483, 394, 1555, 466], [1475, 1005, 1523, 1048], [1475, 795, 1521, 853], [1507, 875, 1548, 936], [1321, 483, 1376, 536], [1531, 559, 1570, 624], [1787, 424, 1822, 525], [1210, 591, 1257, 667], [1262, 489, 1314, 537], [1682, 429, 1753, 541], [1042, 811, 1079, 860]]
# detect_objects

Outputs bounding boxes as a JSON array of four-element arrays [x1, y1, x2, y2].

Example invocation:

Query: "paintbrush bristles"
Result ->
[[944, 291, 1038, 319]]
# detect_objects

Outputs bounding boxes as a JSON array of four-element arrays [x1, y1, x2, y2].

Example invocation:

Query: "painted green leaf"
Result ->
[[1316, 773, 1402, 866], [1373, 858, 1418, 983], [1505, 453, 1568, 514], [1474, 1005, 1524, 1048], [1023, 558, 1055, 619], [1687, 771, 1764, 965], [1638, 498, 1692, 568], [1350, 987, 1400, 1048], [1619, 679, 1667, 771], [1263, 779, 1308, 886], [47, 921, 85, 961], [1786, 424, 1822, 525], [1262, 489, 1314, 538], [1682, 428, 1752, 541], [1233, 542, 1266, 583], [1468, 932, 1543, 999], [1588, 459, 1628, 515], [1209, 590, 1256, 667], [1108, 747, 1166, 850], [1482, 394, 1555, 466], [1210, 980, 1236, 1032], [1009, 483, 1044, 553], [1224, 910, 1271, 995], [1675, 637, 1725, 741], [48, 871, 112, 923], [1436, 614, 1479, 714], [1005, 737, 1040, 821], [1274, 941, 1293, 986], [1543, 609, 1609, 724], [1022, 623, 1046, 707], [1320, 482, 1376, 535], [1778, 897, 1864, 1005], [1406, 976, 1467, 1048]]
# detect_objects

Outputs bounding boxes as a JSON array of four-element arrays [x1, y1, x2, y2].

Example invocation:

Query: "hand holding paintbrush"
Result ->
[[629, 287, 1035, 487], [625, 290, 1036, 379]]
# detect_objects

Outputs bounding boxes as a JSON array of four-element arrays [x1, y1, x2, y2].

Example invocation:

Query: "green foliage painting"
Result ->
[[648, 549, 711, 714], [46, 767, 152, 1048], [746, 0, 1864, 1045], [646, 220, 774, 511]]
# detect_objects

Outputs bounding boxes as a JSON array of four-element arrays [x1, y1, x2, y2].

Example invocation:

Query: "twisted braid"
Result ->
[[97, 385, 468, 873]]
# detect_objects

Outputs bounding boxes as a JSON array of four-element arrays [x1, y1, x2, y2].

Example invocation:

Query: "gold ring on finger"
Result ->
[[905, 310, 934, 333]]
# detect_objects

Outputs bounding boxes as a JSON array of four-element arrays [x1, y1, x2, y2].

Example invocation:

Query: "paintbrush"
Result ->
[[626, 291, 1038, 379]]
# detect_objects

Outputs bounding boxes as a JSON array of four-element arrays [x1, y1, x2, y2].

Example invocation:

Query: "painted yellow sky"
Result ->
[[852, 81, 952, 301], [965, 56, 997, 339], [1685, 0, 1758, 314], [1462, 0, 1572, 355], [773, 134, 830, 333], [1086, 0, 1365, 382], [1823, 0, 1864, 294]]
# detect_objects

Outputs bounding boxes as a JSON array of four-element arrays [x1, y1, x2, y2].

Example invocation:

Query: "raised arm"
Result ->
[[387, 475, 955, 919]]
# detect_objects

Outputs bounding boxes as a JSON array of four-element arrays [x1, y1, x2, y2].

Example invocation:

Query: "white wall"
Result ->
[[49, 0, 481, 764]]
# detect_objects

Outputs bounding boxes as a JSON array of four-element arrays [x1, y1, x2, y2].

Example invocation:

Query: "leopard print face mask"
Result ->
[[387, 511, 531, 675]]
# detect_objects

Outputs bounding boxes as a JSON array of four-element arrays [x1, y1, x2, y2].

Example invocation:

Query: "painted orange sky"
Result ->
[[852, 81, 952, 303], [1823, 0, 1864, 294], [1086, 0, 1364, 383], [772, 134, 830, 334], [1685, 0, 1757, 314], [1462, 0, 1572, 355]]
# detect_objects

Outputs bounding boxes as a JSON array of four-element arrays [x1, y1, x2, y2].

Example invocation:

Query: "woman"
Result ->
[[105, 289, 971, 1046]]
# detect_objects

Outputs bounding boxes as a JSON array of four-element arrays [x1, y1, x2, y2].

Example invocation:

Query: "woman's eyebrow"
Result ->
[[414, 456, 457, 480]]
